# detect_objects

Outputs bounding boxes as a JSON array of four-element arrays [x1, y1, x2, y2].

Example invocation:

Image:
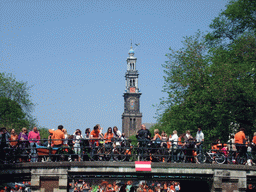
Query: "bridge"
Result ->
[[1, 162, 256, 192]]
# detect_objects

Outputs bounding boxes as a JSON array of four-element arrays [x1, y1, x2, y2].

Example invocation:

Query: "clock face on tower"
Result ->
[[129, 87, 135, 93], [130, 99, 135, 109]]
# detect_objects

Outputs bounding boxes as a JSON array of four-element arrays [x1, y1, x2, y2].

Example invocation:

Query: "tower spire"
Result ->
[[122, 43, 142, 137]]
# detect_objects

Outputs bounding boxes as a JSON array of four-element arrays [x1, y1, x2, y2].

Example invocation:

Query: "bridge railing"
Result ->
[[0, 137, 255, 165]]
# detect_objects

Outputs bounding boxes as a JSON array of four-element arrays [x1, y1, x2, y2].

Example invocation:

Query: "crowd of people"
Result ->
[[0, 124, 255, 164], [69, 180, 181, 192]]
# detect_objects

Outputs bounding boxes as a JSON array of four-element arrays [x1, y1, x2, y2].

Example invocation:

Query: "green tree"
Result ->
[[0, 72, 37, 132], [0, 72, 34, 116], [0, 97, 29, 132], [206, 0, 256, 46], [154, 0, 256, 142], [38, 127, 50, 140], [154, 32, 256, 142]]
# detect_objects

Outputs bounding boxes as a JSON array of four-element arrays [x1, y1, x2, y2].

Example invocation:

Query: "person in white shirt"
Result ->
[[73, 129, 83, 161], [170, 130, 179, 162], [170, 130, 178, 146], [196, 127, 204, 154], [63, 129, 68, 145], [113, 126, 121, 139]]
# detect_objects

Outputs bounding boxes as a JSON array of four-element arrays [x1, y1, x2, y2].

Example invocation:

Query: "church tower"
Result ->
[[122, 43, 142, 137]]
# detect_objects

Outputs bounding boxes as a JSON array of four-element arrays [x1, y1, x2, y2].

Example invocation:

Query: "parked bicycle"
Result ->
[[197, 149, 226, 164]]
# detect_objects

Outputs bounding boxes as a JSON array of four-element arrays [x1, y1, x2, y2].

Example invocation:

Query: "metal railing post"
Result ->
[[171, 140, 174, 162], [49, 136, 52, 162]]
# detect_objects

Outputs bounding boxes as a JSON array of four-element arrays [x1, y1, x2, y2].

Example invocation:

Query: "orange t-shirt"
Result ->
[[104, 133, 113, 143], [178, 137, 182, 146], [90, 130, 100, 144], [52, 129, 65, 145], [234, 131, 246, 144], [153, 133, 162, 140], [10, 135, 18, 147], [253, 136, 256, 144]]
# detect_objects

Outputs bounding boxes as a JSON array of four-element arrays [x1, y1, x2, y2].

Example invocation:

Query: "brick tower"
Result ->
[[122, 43, 142, 137]]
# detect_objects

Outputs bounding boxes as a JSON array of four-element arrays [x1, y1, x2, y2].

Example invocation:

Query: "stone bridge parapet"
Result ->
[[1, 162, 256, 192]]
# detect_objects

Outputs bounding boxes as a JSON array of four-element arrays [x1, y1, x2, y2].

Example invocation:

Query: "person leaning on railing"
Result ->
[[90, 125, 100, 147], [50, 125, 65, 148]]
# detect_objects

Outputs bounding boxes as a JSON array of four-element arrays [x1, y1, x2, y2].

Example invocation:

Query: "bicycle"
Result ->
[[197, 149, 226, 164], [226, 149, 254, 165]]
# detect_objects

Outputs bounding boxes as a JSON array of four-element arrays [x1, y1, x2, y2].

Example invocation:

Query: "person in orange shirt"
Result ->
[[90, 125, 100, 146], [51, 125, 65, 147], [104, 127, 114, 144], [252, 132, 256, 153], [104, 127, 114, 160], [234, 128, 246, 157], [163, 182, 168, 192], [152, 129, 161, 140], [10, 129, 18, 148]]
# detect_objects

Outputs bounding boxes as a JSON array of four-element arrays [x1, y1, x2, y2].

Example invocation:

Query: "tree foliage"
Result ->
[[154, 0, 256, 142], [206, 0, 256, 46], [0, 97, 29, 132], [0, 72, 37, 133]]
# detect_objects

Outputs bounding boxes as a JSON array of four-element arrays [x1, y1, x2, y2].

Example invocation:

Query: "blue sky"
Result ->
[[1, 0, 228, 134]]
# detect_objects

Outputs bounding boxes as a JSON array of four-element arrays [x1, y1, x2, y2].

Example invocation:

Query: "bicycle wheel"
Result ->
[[197, 153, 206, 163], [89, 147, 99, 161], [237, 153, 247, 165], [215, 154, 226, 164], [177, 150, 185, 163], [226, 151, 235, 164], [104, 147, 113, 161]]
